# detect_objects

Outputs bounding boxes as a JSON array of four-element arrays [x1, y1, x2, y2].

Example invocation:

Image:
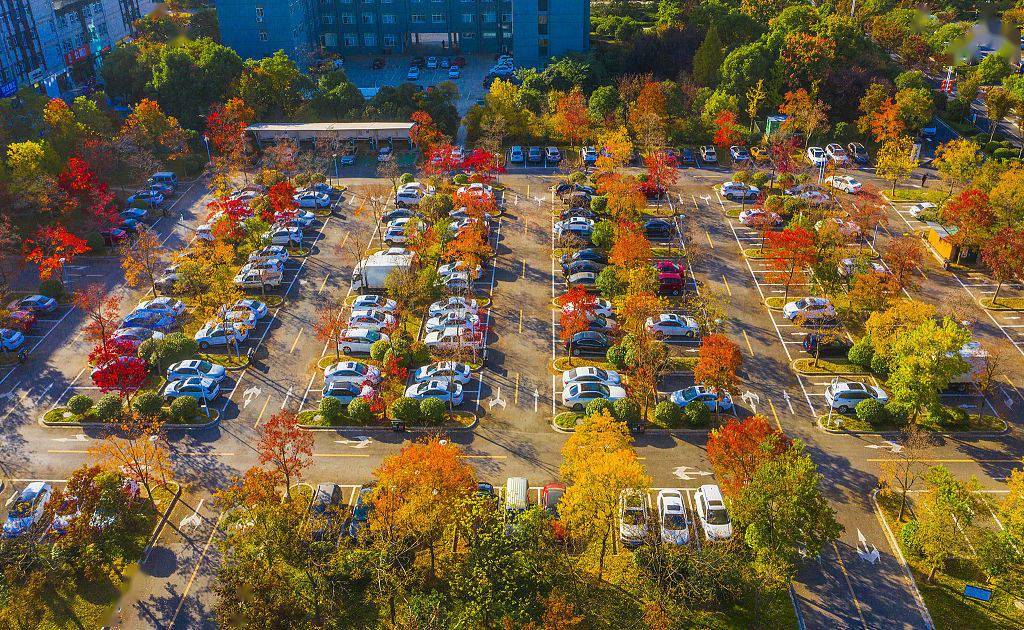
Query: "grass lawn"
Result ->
[[889, 187, 951, 205], [651, 245, 687, 258], [791, 357, 869, 376], [980, 297, 1024, 311], [297, 407, 471, 428], [821, 408, 1004, 433], [876, 493, 1024, 630], [197, 350, 249, 369]]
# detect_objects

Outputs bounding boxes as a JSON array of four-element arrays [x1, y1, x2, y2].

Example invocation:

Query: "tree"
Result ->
[[876, 136, 918, 193], [89, 414, 173, 502], [934, 139, 983, 193], [609, 221, 653, 269], [74, 284, 121, 354], [764, 227, 816, 302], [713, 110, 744, 151], [692, 27, 724, 87], [866, 299, 936, 361], [234, 51, 309, 120], [597, 173, 645, 221], [409, 110, 448, 154], [981, 227, 1024, 304], [989, 167, 1024, 227], [745, 79, 767, 132], [118, 99, 190, 162], [621, 291, 667, 335], [257, 411, 313, 500], [886, 318, 970, 422], [628, 82, 667, 155], [643, 151, 679, 193], [559, 410, 650, 578], [878, 425, 931, 521], [779, 89, 829, 146], [22, 225, 90, 281], [849, 271, 901, 316], [894, 87, 934, 133], [595, 126, 634, 172], [693, 334, 742, 416], [706, 415, 791, 498], [869, 98, 906, 143], [56, 157, 118, 227], [588, 85, 621, 123], [553, 88, 591, 148], [984, 86, 1014, 142], [313, 301, 350, 361], [905, 466, 981, 582], [941, 188, 996, 264], [559, 285, 595, 361], [119, 229, 165, 296]]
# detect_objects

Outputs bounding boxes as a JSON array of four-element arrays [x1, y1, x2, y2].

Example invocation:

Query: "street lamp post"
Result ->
[[202, 135, 212, 163]]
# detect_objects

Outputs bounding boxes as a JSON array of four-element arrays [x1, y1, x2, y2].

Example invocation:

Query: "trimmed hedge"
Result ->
[[67, 395, 94, 415]]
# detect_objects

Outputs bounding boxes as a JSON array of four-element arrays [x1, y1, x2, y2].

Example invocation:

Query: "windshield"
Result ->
[[196, 361, 213, 371], [663, 513, 687, 529], [621, 508, 646, 526], [9, 497, 34, 517], [706, 507, 731, 525], [351, 363, 367, 375]]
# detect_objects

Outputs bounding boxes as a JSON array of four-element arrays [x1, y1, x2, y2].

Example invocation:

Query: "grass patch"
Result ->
[[667, 356, 698, 372], [552, 356, 614, 373], [724, 208, 742, 218], [262, 294, 286, 308], [44, 405, 216, 426], [876, 493, 1024, 630], [742, 247, 766, 258], [554, 411, 582, 430], [980, 297, 1024, 311], [764, 296, 790, 310], [889, 187, 950, 205], [821, 407, 1005, 433], [288, 246, 312, 257], [791, 358, 868, 376], [642, 207, 677, 218], [197, 351, 249, 369], [44, 407, 95, 424], [297, 407, 470, 428], [651, 245, 687, 258]]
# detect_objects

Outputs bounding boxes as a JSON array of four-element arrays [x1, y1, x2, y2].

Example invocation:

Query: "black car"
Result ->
[[560, 248, 608, 266], [560, 207, 597, 221], [847, 142, 870, 165], [476, 482, 495, 499], [564, 331, 611, 356], [527, 146, 544, 163], [562, 259, 606, 276], [411, 56, 426, 68], [564, 191, 591, 208], [347, 484, 375, 542], [555, 182, 596, 198], [587, 316, 618, 335], [679, 147, 696, 166], [644, 219, 674, 239], [802, 333, 852, 356]]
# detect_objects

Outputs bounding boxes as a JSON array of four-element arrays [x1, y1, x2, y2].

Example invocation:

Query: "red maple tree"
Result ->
[[462, 149, 504, 184], [713, 110, 744, 150], [91, 354, 150, 402], [57, 157, 118, 227], [205, 98, 255, 156], [257, 410, 314, 500], [941, 188, 996, 259], [764, 227, 817, 302], [643, 151, 679, 193], [74, 284, 121, 354], [424, 144, 464, 177], [706, 415, 792, 497], [693, 334, 743, 415], [982, 227, 1024, 304], [23, 225, 90, 281], [268, 181, 297, 221], [410, 111, 447, 154]]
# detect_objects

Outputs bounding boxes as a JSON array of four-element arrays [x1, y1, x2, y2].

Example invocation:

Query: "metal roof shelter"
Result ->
[[246, 122, 415, 145]]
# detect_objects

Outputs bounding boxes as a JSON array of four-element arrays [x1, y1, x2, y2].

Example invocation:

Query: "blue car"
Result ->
[[120, 208, 148, 222], [670, 385, 734, 413], [11, 294, 57, 314], [348, 484, 375, 542], [3, 482, 52, 538], [122, 310, 177, 332]]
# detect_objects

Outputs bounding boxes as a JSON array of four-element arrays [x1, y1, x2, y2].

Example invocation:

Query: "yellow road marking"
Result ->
[[289, 328, 303, 353], [768, 398, 782, 431], [514, 373, 520, 404], [313, 453, 371, 458], [170, 511, 224, 627], [832, 540, 869, 629], [705, 229, 714, 249], [339, 232, 349, 249], [722, 274, 732, 296], [522, 259, 527, 279], [48, 449, 238, 456], [742, 330, 754, 357], [253, 395, 271, 430], [318, 273, 330, 294]]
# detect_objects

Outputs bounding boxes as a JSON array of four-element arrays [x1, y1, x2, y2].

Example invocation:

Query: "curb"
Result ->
[[870, 488, 936, 630], [815, 415, 1009, 436], [298, 413, 479, 432]]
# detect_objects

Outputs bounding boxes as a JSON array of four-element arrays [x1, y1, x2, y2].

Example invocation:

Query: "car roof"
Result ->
[[699, 484, 724, 501]]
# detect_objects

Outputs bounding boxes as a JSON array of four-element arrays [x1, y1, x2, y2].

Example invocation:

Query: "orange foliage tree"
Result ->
[[74, 284, 121, 354], [597, 172, 645, 221], [610, 221, 652, 269], [706, 415, 792, 497], [869, 98, 906, 143], [257, 410, 313, 500], [559, 285, 595, 361], [23, 225, 90, 280], [693, 334, 743, 414], [554, 88, 591, 148], [764, 227, 817, 301], [410, 110, 447, 154], [313, 301, 350, 361], [882, 236, 924, 291]]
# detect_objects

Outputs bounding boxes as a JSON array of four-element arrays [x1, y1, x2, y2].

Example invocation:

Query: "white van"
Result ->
[[149, 171, 179, 192], [504, 477, 529, 515]]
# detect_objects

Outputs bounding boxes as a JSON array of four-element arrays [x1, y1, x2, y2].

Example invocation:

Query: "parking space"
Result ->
[[338, 53, 491, 113]]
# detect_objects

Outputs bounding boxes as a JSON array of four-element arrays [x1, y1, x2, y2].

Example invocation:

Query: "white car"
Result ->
[[384, 225, 408, 244], [553, 217, 594, 238], [825, 175, 862, 194], [166, 359, 227, 383], [719, 181, 760, 202], [815, 216, 861, 238], [561, 381, 627, 411], [806, 146, 827, 167], [248, 245, 289, 264], [338, 328, 387, 355], [562, 298, 613, 319], [221, 308, 257, 328], [414, 361, 472, 384], [562, 366, 622, 388], [825, 380, 889, 413], [293, 190, 331, 208], [838, 258, 888, 277], [796, 189, 833, 206], [442, 272, 472, 292], [619, 490, 651, 549], [406, 66, 420, 81], [694, 484, 733, 540], [222, 299, 269, 320], [424, 326, 484, 351], [377, 146, 394, 162], [135, 297, 186, 318], [426, 56, 438, 68], [324, 360, 381, 386], [240, 258, 285, 276], [196, 224, 214, 242], [782, 297, 836, 322], [3, 482, 53, 538], [324, 381, 374, 405], [438, 261, 483, 280], [429, 296, 479, 317], [267, 227, 303, 246], [644, 313, 699, 339], [738, 209, 781, 226], [406, 379, 464, 405], [456, 182, 493, 198], [352, 294, 397, 312], [425, 310, 480, 333], [825, 143, 848, 164], [907, 202, 936, 218], [348, 309, 395, 331], [450, 205, 499, 221], [657, 489, 691, 545], [194, 322, 249, 349]]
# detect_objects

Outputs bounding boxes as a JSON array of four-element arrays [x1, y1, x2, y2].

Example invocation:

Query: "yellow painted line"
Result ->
[[170, 511, 224, 627], [461, 454, 507, 459], [866, 458, 1021, 463], [519, 308, 523, 334], [832, 540, 869, 629], [705, 229, 714, 249], [48, 449, 90, 454], [313, 453, 372, 458], [722, 274, 732, 296], [522, 259, 527, 279], [339, 232, 349, 249], [742, 330, 754, 357], [514, 373, 520, 404], [768, 398, 782, 431], [289, 328, 303, 354], [252, 395, 271, 430], [318, 273, 330, 294]]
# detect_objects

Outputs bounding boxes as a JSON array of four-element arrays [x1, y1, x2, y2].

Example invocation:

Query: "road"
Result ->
[[1, 160, 1021, 628]]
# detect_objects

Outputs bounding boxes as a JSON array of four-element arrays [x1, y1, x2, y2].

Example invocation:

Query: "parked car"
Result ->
[[562, 366, 621, 387], [679, 147, 696, 166], [377, 146, 394, 163], [699, 145, 717, 163], [824, 380, 888, 413], [11, 294, 57, 314], [293, 190, 331, 208], [671, 384, 734, 412], [164, 376, 220, 402], [352, 294, 397, 312], [907, 202, 937, 218], [406, 66, 420, 81], [194, 322, 248, 349], [509, 145, 525, 164], [825, 175, 863, 194], [815, 216, 861, 238], [562, 259, 606, 277], [3, 482, 53, 538], [448, 66, 461, 79], [120, 208, 147, 222], [338, 328, 388, 355], [560, 248, 608, 267], [429, 297, 479, 317], [562, 297, 614, 319], [414, 361, 472, 384], [347, 484, 375, 542], [438, 261, 483, 280], [806, 146, 827, 167], [545, 146, 561, 163], [582, 146, 598, 166], [122, 311, 177, 333], [127, 189, 164, 206], [4, 309, 35, 333], [657, 271, 687, 296], [425, 310, 481, 333], [838, 258, 887, 277], [166, 359, 226, 383], [739, 208, 781, 226], [112, 327, 164, 349], [694, 485, 733, 540], [527, 146, 543, 164], [848, 142, 870, 165], [553, 217, 594, 239], [825, 143, 848, 164], [802, 333, 852, 356], [643, 219, 674, 239], [136, 297, 186, 318], [311, 483, 343, 517], [406, 379, 464, 405], [324, 381, 373, 404], [348, 309, 396, 331], [426, 56, 438, 69], [783, 297, 836, 322], [729, 145, 750, 162], [657, 489, 691, 545], [222, 299, 269, 320], [424, 326, 484, 351], [619, 490, 651, 549], [267, 227, 303, 246], [101, 227, 128, 246], [563, 331, 611, 356], [249, 245, 289, 264], [0, 328, 26, 352], [562, 381, 626, 411], [541, 483, 565, 517], [324, 360, 381, 386], [720, 181, 760, 202], [645, 313, 699, 339], [566, 271, 599, 290]]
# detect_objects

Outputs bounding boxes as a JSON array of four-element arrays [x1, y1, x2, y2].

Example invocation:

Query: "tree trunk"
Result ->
[[452, 528, 459, 554], [598, 525, 608, 580], [891, 177, 898, 194], [993, 280, 1003, 305], [927, 564, 937, 583], [898, 491, 907, 522], [428, 540, 436, 579]]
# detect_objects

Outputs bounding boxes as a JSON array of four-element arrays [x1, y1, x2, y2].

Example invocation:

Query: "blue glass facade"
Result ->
[[213, 0, 588, 68]]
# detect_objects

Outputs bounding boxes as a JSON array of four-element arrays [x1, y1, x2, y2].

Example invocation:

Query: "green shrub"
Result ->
[[985, 141, 1003, 154], [590, 195, 608, 213], [595, 266, 625, 299], [409, 342, 432, 367], [684, 400, 712, 426], [139, 333, 198, 367], [993, 148, 1018, 161], [452, 173, 470, 185], [94, 394, 124, 422], [170, 396, 199, 423], [856, 399, 888, 425], [399, 172, 416, 185], [567, 171, 587, 184], [901, 520, 922, 557], [869, 353, 890, 378], [39, 279, 65, 300], [293, 173, 310, 188], [832, 121, 850, 143], [654, 400, 682, 427], [847, 337, 874, 367], [369, 339, 390, 361], [133, 391, 165, 418], [605, 344, 627, 369], [750, 171, 771, 189], [419, 397, 446, 424], [928, 404, 968, 428], [67, 395, 94, 415], [591, 220, 615, 249], [390, 396, 421, 423], [613, 398, 641, 424], [884, 401, 909, 424], [319, 396, 344, 423], [348, 398, 375, 424], [585, 398, 615, 417]]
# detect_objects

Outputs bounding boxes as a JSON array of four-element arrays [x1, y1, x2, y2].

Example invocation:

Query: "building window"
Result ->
[[344, 34, 358, 45], [462, 13, 472, 23], [501, 12, 511, 23], [364, 34, 376, 46], [382, 13, 396, 23], [483, 12, 495, 22], [323, 14, 335, 24], [483, 31, 496, 38], [383, 34, 396, 45], [539, 37, 548, 56], [431, 14, 444, 23], [342, 13, 354, 23], [258, 30, 269, 41], [255, 6, 264, 22], [362, 12, 374, 23], [462, 31, 475, 38], [411, 14, 426, 23], [323, 33, 338, 47]]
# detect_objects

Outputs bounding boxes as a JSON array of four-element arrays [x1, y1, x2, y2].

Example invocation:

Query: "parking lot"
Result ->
[[339, 53, 492, 113]]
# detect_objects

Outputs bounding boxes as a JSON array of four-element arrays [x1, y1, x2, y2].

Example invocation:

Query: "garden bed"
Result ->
[[980, 297, 1024, 311], [819, 409, 1005, 434], [888, 187, 950, 205], [724, 208, 742, 218], [197, 351, 250, 369], [287, 246, 312, 257], [554, 411, 582, 430], [43, 406, 218, 426], [297, 408, 473, 428], [742, 247, 767, 258], [650, 245, 687, 258], [791, 358, 868, 376]]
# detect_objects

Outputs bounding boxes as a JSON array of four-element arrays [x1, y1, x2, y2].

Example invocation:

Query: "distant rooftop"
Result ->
[[246, 122, 414, 133]]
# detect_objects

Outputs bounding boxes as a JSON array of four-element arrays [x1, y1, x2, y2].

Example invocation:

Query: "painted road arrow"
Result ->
[[242, 386, 261, 409], [333, 436, 371, 449], [672, 466, 714, 481], [856, 528, 880, 564], [52, 433, 89, 443]]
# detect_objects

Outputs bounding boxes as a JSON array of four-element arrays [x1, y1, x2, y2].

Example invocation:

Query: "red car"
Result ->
[[452, 56, 466, 68], [658, 272, 686, 296], [4, 309, 35, 332], [655, 260, 686, 276]]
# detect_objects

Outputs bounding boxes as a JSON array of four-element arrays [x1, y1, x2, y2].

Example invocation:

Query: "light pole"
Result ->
[[202, 135, 212, 163], [59, 257, 70, 292]]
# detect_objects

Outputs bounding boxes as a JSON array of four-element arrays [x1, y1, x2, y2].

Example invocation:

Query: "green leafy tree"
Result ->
[[902, 466, 981, 582], [984, 86, 1014, 142], [692, 27, 725, 87], [235, 51, 312, 121], [886, 318, 970, 423]]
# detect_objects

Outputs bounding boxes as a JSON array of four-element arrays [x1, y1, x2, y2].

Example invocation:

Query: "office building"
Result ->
[[0, 0, 158, 98], [214, 0, 589, 68]]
